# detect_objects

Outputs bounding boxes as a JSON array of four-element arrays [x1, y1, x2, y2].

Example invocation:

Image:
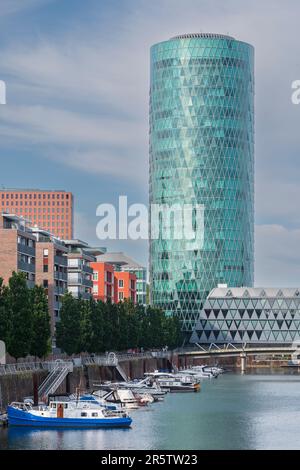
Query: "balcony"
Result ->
[[68, 272, 92, 287], [83, 279, 93, 288], [54, 271, 68, 282], [18, 260, 35, 274], [82, 264, 93, 274], [54, 286, 67, 296], [18, 243, 35, 257], [54, 301, 62, 311], [54, 255, 68, 267], [67, 275, 81, 286], [80, 292, 93, 300]]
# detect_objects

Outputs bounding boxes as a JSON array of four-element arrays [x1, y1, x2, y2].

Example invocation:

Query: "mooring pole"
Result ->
[[33, 372, 38, 406]]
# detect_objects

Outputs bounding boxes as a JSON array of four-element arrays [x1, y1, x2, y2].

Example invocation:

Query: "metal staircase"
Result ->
[[116, 364, 128, 382], [38, 361, 73, 400]]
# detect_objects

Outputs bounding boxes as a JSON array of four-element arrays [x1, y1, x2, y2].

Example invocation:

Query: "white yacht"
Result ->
[[144, 372, 200, 392]]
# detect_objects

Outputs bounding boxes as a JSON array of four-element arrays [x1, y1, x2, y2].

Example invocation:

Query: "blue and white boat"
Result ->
[[7, 400, 132, 428]]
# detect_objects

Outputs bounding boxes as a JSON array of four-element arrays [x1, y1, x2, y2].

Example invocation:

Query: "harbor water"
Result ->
[[1, 371, 300, 450]]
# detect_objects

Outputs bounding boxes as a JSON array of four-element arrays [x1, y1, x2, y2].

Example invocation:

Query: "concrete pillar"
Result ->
[[240, 353, 247, 373]]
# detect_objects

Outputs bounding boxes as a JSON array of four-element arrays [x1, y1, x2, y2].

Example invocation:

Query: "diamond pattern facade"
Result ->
[[191, 287, 300, 343], [149, 34, 254, 331]]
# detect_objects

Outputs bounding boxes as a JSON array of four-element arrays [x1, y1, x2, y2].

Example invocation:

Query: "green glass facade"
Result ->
[[149, 34, 254, 332]]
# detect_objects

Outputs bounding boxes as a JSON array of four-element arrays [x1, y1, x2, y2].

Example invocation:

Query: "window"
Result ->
[[43, 265, 48, 273], [43, 249, 49, 256], [118, 279, 124, 288], [43, 280, 48, 288], [92, 413, 98, 417], [118, 292, 124, 301], [93, 285, 98, 294], [81, 412, 87, 417], [93, 271, 98, 281], [68, 258, 79, 268]]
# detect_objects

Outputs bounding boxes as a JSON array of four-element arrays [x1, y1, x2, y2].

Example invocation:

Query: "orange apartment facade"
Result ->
[[0, 189, 74, 240], [91, 262, 136, 303], [114, 271, 136, 303]]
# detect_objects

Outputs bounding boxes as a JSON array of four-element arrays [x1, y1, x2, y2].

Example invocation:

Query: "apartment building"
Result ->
[[91, 262, 136, 304], [91, 262, 114, 302], [33, 228, 68, 336], [0, 213, 36, 287], [0, 189, 74, 240], [114, 271, 136, 303], [64, 240, 105, 300], [97, 252, 147, 305]]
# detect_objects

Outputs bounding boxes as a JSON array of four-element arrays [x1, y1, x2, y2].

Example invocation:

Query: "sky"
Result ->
[[0, 0, 300, 286]]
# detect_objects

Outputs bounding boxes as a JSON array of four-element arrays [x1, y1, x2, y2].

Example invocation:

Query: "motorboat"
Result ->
[[133, 392, 154, 405], [77, 393, 119, 410], [7, 399, 132, 428], [202, 365, 224, 375], [96, 388, 141, 410], [179, 368, 214, 380], [191, 365, 222, 378], [114, 377, 167, 400], [144, 372, 200, 392]]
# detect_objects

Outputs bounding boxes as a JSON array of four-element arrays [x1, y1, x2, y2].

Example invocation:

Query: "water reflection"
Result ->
[[1, 372, 300, 450]]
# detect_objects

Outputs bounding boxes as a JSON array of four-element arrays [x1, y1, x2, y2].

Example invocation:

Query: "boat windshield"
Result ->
[[11, 402, 32, 412]]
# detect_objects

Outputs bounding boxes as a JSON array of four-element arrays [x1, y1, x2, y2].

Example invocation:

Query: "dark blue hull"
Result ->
[[7, 406, 132, 428]]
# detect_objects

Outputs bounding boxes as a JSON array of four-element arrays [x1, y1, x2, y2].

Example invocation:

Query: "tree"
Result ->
[[0, 277, 11, 347], [7, 272, 32, 360], [79, 298, 94, 353], [163, 315, 182, 348], [30, 285, 51, 358], [56, 293, 81, 355], [102, 301, 120, 351], [124, 300, 140, 349], [146, 306, 165, 348], [88, 300, 105, 353]]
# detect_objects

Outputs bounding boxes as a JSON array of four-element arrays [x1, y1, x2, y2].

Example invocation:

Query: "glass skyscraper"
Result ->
[[149, 33, 254, 332]]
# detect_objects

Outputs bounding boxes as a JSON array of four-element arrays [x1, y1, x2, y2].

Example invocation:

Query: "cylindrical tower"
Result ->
[[149, 33, 254, 333]]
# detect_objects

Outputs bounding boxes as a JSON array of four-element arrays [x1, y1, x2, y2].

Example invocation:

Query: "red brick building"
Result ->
[[0, 213, 36, 287], [0, 189, 74, 240]]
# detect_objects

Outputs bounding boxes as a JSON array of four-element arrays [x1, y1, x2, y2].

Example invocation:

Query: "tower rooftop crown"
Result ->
[[170, 33, 234, 40]]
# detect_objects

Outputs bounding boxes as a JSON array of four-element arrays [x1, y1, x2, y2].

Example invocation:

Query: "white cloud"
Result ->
[[1, 0, 300, 280], [1, 0, 300, 191], [0, 105, 145, 148]]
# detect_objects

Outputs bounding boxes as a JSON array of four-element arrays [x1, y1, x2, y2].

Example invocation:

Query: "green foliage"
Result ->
[[0, 273, 52, 360], [0, 277, 11, 347], [56, 294, 182, 355], [7, 272, 32, 360], [56, 293, 82, 355], [0, 273, 182, 359], [30, 285, 51, 358]]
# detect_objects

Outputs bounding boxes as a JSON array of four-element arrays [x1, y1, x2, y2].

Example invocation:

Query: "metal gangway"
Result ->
[[38, 360, 73, 400]]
